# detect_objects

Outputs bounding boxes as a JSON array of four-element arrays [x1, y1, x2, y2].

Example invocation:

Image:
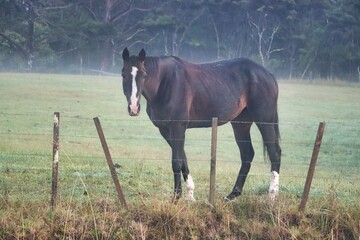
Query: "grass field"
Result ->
[[0, 73, 359, 239]]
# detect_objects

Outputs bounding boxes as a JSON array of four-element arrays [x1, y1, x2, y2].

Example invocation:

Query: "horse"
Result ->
[[121, 48, 281, 202]]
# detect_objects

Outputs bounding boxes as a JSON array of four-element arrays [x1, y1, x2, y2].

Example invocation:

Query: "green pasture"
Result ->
[[0, 73, 359, 203], [1, 73, 360, 239]]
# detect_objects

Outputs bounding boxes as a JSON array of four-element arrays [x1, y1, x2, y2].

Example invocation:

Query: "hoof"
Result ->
[[268, 171, 279, 202], [185, 175, 195, 202], [172, 192, 181, 203], [224, 192, 240, 202], [185, 195, 196, 202], [268, 190, 278, 202], [223, 196, 234, 202]]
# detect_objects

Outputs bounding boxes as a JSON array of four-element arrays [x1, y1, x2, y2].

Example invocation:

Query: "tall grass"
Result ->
[[0, 73, 359, 239], [1, 194, 359, 239]]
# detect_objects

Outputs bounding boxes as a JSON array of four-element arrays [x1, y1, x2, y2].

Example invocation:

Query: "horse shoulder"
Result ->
[[147, 64, 190, 121]]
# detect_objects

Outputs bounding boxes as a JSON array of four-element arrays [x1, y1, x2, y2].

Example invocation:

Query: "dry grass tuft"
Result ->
[[1, 194, 359, 239]]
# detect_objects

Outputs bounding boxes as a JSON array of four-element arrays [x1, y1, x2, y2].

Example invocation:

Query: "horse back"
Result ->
[[148, 57, 278, 126], [185, 58, 278, 120]]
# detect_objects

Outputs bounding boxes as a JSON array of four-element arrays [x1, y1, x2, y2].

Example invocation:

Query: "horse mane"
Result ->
[[144, 56, 159, 76], [144, 56, 188, 76]]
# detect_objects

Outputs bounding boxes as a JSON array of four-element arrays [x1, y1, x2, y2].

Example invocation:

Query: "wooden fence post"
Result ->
[[93, 117, 127, 209], [209, 117, 218, 205], [51, 112, 60, 209], [299, 122, 326, 212]]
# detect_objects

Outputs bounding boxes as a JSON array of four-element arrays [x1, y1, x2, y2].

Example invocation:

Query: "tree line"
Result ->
[[1, 0, 359, 81]]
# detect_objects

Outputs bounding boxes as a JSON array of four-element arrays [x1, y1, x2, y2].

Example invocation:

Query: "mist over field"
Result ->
[[1, 1, 360, 81]]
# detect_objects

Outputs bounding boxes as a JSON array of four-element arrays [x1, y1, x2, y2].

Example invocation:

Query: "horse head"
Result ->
[[121, 48, 147, 116]]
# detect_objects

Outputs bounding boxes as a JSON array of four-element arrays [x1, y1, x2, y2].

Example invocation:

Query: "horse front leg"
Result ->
[[173, 156, 195, 202], [159, 125, 195, 202], [170, 125, 186, 201], [181, 151, 195, 202], [172, 156, 183, 201], [169, 124, 196, 202]]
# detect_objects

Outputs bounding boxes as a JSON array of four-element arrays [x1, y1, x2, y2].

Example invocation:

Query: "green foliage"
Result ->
[[0, 0, 359, 80], [144, 15, 175, 28]]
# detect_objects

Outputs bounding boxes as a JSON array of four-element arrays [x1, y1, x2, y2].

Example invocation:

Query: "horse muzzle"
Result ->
[[128, 103, 140, 116]]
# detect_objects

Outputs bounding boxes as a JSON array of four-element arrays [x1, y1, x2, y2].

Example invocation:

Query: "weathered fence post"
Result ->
[[209, 117, 218, 205], [51, 112, 60, 209], [93, 117, 127, 209], [299, 122, 326, 212]]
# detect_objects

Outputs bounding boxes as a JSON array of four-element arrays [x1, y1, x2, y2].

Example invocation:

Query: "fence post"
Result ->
[[299, 122, 326, 212], [51, 112, 60, 209], [93, 117, 127, 209], [209, 117, 218, 205]]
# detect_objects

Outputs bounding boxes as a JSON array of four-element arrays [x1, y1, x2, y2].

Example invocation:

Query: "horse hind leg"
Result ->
[[226, 115, 254, 200], [256, 121, 281, 201]]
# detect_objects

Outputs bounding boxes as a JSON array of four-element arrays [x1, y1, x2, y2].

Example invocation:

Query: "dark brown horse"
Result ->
[[121, 48, 281, 201]]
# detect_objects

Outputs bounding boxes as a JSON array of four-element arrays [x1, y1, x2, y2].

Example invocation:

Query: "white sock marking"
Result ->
[[269, 171, 279, 201], [130, 67, 139, 113], [185, 175, 195, 202]]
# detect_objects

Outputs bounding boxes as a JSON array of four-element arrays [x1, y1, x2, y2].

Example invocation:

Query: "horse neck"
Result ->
[[142, 57, 163, 102]]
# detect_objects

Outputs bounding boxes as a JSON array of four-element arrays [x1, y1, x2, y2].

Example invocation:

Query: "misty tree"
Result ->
[[0, 0, 359, 80], [248, 14, 282, 67], [0, 0, 36, 70], [145, 1, 207, 56], [97, 0, 152, 71]]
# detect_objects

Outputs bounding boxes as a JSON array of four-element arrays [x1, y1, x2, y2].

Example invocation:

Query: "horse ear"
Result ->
[[138, 48, 146, 62], [122, 47, 130, 62]]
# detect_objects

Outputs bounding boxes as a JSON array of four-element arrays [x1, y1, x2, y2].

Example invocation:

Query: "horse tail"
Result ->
[[274, 107, 280, 142], [263, 105, 281, 161]]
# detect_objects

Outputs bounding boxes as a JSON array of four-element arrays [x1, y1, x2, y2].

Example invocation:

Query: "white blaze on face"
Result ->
[[130, 66, 139, 114], [185, 174, 196, 202], [269, 171, 279, 201]]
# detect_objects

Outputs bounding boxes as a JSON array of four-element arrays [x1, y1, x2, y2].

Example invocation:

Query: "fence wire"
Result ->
[[0, 112, 359, 204]]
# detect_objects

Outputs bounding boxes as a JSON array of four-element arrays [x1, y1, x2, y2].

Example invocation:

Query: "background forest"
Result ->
[[1, 0, 359, 81]]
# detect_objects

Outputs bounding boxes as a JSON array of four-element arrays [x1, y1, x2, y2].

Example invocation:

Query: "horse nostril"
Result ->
[[128, 104, 140, 116]]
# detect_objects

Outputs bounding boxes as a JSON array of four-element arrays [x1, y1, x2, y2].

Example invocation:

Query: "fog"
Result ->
[[1, 0, 359, 81]]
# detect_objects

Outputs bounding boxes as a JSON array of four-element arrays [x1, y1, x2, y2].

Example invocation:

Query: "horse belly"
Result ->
[[146, 102, 190, 128], [189, 94, 247, 126]]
